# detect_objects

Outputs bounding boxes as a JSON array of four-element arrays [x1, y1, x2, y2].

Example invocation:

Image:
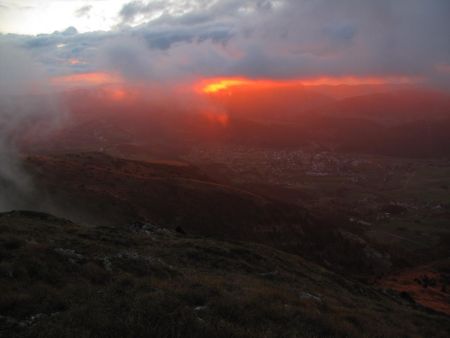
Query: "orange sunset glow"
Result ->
[[199, 76, 422, 94], [51, 72, 121, 87], [201, 109, 230, 126]]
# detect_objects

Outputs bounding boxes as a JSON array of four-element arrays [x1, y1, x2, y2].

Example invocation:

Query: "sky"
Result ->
[[0, 0, 449, 212], [0, 1, 130, 34], [0, 1, 449, 204], [0, 0, 449, 89]]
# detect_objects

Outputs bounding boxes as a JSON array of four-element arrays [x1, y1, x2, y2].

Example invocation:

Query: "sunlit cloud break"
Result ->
[[199, 76, 423, 94]]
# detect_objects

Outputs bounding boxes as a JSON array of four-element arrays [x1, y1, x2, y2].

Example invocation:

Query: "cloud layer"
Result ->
[[0, 0, 449, 88]]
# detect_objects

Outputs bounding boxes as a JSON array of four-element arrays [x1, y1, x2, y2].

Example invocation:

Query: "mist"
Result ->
[[0, 43, 64, 212]]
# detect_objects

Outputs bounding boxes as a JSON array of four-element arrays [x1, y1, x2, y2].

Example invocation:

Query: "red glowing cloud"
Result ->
[[191, 74, 428, 122], [201, 108, 230, 127], [198, 75, 422, 94], [47, 71, 425, 131], [52, 72, 122, 87]]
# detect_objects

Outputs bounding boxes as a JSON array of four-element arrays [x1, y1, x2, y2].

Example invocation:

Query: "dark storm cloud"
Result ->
[[119, 0, 165, 24], [119, 0, 277, 26], [1, 0, 449, 87], [97, 35, 155, 81], [221, 0, 450, 85], [75, 5, 92, 18], [139, 22, 233, 50]]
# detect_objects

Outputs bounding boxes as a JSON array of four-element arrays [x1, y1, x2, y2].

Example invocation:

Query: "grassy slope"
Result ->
[[0, 211, 448, 338], [25, 153, 310, 236], [24, 153, 398, 277]]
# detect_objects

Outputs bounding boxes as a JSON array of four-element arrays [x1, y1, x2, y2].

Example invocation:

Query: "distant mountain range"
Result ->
[[21, 87, 450, 158]]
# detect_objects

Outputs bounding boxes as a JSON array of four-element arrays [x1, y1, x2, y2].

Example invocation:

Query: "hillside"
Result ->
[[23, 153, 396, 277], [24, 152, 310, 237], [0, 211, 449, 338]]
